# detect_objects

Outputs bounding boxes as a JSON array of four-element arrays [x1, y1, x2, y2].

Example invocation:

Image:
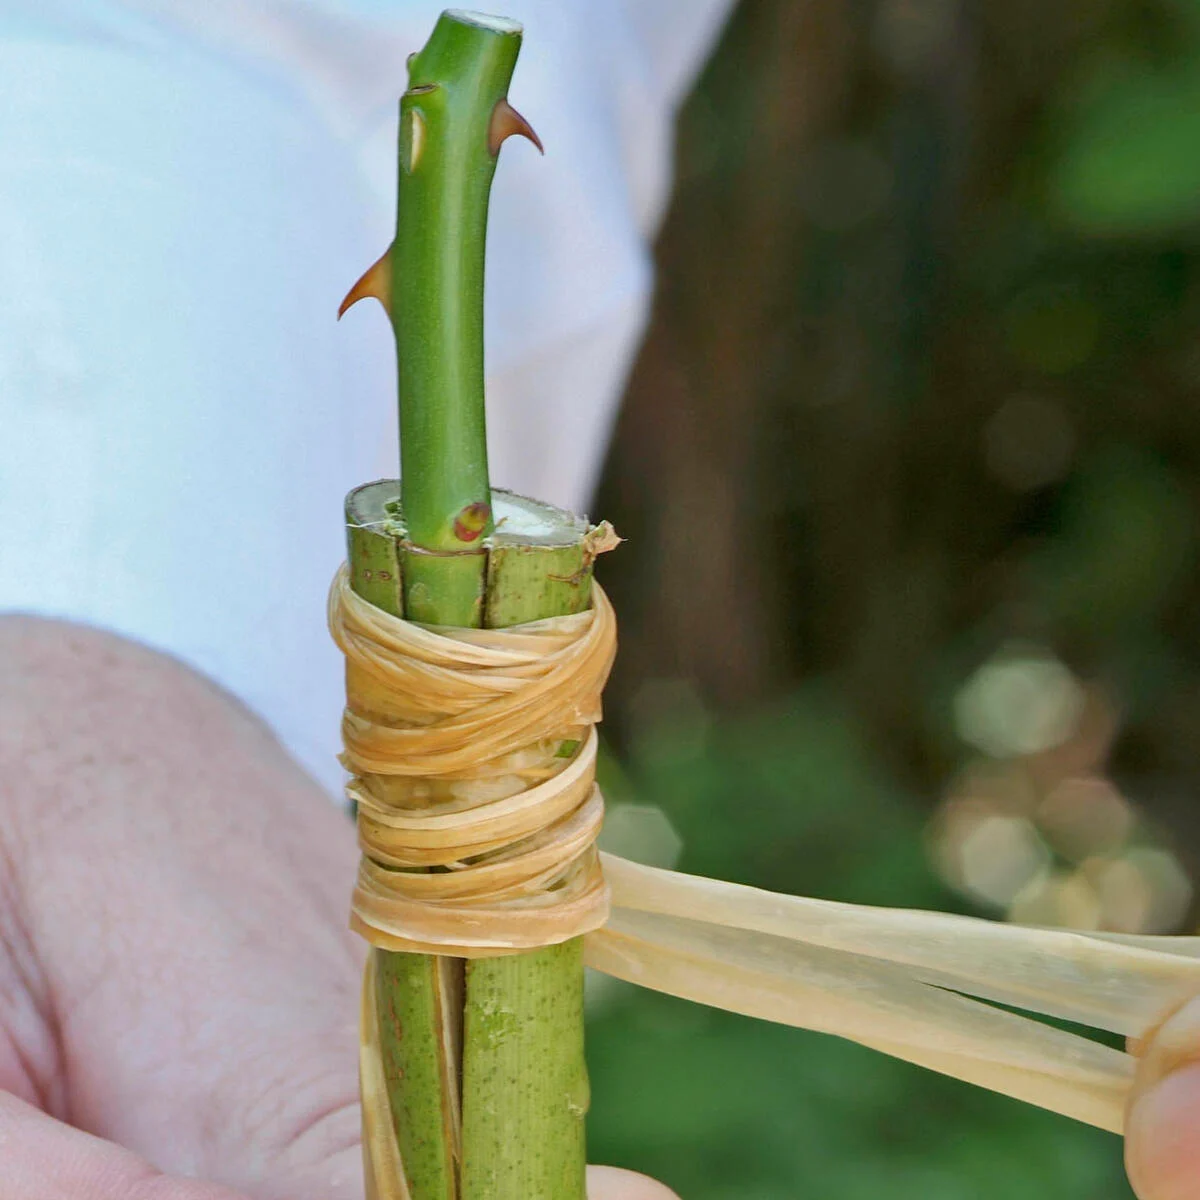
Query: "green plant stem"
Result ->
[[346, 482, 461, 1199], [344, 12, 597, 1198], [461, 943, 588, 1199], [347, 484, 596, 1200], [460, 504, 594, 1200], [391, 10, 522, 624]]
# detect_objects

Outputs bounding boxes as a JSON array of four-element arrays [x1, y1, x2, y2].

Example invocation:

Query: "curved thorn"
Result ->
[[338, 248, 393, 319], [488, 97, 543, 156]]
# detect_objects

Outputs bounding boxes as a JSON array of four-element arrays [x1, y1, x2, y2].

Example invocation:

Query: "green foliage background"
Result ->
[[584, 0, 1200, 1193]]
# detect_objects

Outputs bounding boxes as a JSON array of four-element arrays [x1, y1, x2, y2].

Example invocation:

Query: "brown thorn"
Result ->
[[488, 97, 543, 157], [338, 247, 393, 319]]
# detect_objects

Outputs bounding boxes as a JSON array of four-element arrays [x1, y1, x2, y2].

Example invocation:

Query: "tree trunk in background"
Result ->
[[598, 0, 1200, 889], [598, 0, 977, 773], [598, 0, 857, 726]]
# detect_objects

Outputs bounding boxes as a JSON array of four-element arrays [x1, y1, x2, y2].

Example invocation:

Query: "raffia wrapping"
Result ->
[[329, 564, 1200, 1137], [329, 563, 615, 955]]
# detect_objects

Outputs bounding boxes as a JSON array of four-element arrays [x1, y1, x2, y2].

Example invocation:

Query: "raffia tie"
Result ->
[[331, 562, 1200, 1136], [328, 563, 616, 957]]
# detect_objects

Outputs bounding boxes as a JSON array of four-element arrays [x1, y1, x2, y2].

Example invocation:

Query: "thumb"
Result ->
[[0, 1090, 250, 1200], [587, 1165, 681, 1199], [1125, 996, 1200, 1200]]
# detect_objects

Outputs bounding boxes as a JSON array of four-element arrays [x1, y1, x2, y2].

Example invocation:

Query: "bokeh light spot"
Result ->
[[954, 644, 1084, 758]]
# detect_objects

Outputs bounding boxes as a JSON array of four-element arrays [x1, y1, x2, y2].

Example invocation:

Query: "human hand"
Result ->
[[0, 618, 676, 1200], [1126, 994, 1200, 1200]]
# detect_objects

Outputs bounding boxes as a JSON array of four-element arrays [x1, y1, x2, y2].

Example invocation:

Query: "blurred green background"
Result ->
[[583, 0, 1200, 1194]]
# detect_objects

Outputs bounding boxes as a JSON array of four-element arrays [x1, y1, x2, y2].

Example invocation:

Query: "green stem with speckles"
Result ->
[[341, 11, 596, 1199], [346, 485, 598, 1200]]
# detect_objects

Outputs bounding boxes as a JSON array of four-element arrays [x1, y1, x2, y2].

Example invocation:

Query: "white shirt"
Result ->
[[0, 0, 731, 792]]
